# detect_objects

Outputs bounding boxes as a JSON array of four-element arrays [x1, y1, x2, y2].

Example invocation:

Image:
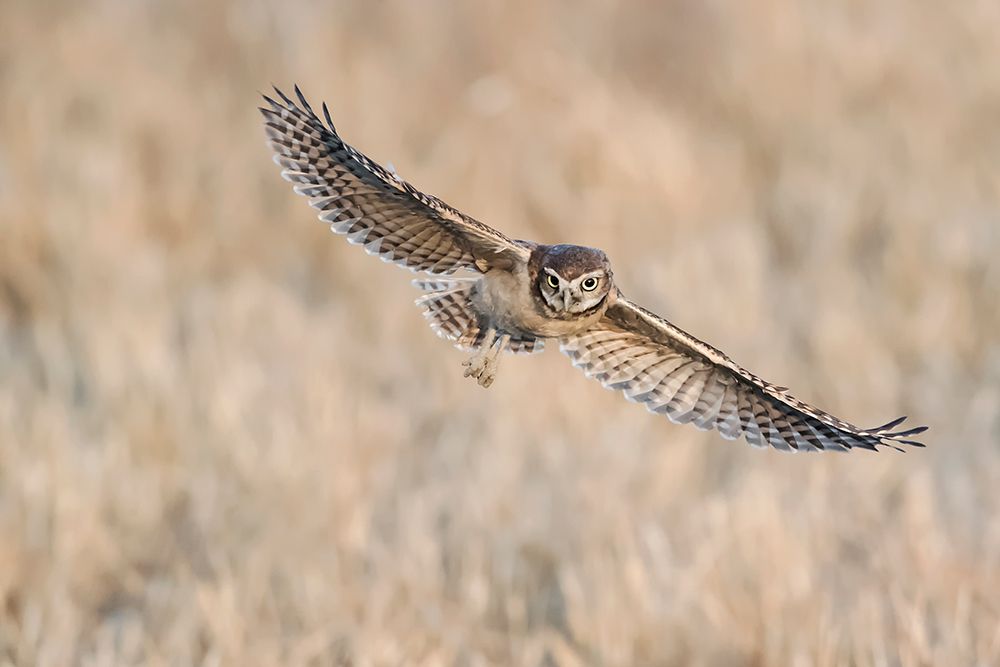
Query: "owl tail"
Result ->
[[412, 279, 544, 354]]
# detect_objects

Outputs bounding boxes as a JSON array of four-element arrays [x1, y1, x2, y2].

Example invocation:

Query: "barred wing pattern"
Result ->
[[561, 296, 927, 452], [261, 86, 529, 274]]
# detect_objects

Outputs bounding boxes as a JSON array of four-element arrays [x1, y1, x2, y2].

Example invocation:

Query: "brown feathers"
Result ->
[[260, 86, 528, 274], [561, 296, 928, 452]]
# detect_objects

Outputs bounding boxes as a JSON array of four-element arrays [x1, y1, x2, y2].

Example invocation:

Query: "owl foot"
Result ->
[[462, 354, 497, 387], [462, 332, 510, 388]]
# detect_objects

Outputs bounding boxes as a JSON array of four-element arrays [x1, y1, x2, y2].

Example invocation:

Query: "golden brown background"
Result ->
[[1, 1, 999, 665]]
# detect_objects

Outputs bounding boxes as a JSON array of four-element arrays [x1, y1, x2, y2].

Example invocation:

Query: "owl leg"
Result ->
[[462, 330, 509, 388]]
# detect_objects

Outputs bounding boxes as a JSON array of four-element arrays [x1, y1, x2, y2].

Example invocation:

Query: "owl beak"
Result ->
[[558, 287, 572, 311]]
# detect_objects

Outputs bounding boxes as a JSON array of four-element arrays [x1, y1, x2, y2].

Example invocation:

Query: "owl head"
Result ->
[[532, 244, 613, 315]]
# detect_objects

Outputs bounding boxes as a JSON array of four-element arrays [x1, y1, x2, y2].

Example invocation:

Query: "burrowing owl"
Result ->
[[261, 86, 927, 452]]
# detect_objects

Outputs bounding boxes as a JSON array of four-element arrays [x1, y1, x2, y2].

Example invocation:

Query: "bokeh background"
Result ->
[[2, 1, 999, 665]]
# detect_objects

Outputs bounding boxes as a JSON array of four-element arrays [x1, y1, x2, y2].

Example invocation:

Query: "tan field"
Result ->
[[1, 1, 999, 665]]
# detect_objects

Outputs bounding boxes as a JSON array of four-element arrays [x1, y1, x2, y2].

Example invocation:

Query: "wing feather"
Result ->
[[560, 294, 928, 452], [261, 85, 529, 274], [715, 380, 743, 440]]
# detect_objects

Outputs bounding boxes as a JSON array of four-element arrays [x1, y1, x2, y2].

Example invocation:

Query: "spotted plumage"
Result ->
[[261, 85, 928, 452]]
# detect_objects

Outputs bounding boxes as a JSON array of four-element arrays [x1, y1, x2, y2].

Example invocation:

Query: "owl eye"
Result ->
[[581, 276, 599, 292], [545, 273, 560, 289]]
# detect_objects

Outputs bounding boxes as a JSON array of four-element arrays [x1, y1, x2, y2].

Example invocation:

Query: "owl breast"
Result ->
[[472, 265, 610, 338]]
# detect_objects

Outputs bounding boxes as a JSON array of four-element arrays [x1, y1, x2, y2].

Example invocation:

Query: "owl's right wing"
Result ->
[[260, 86, 530, 274], [561, 294, 928, 452]]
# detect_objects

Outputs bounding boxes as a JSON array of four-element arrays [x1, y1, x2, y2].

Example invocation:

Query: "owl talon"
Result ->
[[462, 353, 496, 387], [462, 331, 508, 388], [476, 360, 498, 388]]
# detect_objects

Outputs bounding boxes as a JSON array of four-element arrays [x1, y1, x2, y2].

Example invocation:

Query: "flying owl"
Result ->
[[260, 86, 927, 452]]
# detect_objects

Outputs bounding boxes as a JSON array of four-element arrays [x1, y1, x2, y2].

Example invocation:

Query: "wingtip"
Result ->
[[880, 431, 929, 451], [869, 415, 929, 446], [898, 424, 929, 436], [261, 93, 282, 111], [294, 83, 316, 116], [898, 440, 927, 448], [322, 101, 337, 134], [873, 415, 908, 431], [264, 84, 337, 135], [272, 84, 295, 107]]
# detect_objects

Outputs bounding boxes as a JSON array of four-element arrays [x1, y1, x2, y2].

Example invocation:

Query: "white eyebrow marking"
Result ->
[[543, 266, 565, 281], [573, 269, 605, 283]]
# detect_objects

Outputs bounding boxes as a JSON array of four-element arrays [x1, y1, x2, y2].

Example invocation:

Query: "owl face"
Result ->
[[533, 244, 613, 315]]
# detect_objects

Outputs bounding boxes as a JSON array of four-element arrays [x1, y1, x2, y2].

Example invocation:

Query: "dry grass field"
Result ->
[[1, 1, 999, 665]]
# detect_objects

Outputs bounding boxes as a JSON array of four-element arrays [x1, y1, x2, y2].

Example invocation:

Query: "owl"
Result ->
[[260, 86, 927, 452]]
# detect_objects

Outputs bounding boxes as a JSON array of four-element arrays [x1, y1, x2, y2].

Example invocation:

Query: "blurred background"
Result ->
[[1, 1, 999, 665]]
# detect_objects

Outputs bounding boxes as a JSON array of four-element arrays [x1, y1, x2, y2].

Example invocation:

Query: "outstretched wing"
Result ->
[[561, 294, 927, 452], [260, 86, 529, 274]]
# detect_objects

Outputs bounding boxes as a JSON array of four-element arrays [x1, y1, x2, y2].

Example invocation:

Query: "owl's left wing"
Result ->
[[260, 86, 530, 274], [560, 294, 927, 452]]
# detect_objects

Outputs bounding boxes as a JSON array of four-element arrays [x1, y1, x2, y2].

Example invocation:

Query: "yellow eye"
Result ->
[[581, 277, 599, 292], [545, 274, 560, 289]]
